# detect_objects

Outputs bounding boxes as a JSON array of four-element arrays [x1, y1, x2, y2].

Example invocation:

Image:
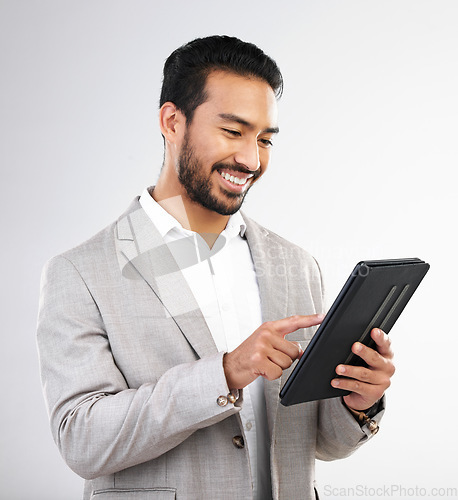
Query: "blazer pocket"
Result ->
[[91, 488, 176, 499]]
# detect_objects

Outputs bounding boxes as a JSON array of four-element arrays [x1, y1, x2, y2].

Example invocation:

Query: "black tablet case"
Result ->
[[280, 258, 430, 406]]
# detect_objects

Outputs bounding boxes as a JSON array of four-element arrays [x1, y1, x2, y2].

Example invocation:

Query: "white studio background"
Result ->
[[1, 1, 456, 499]]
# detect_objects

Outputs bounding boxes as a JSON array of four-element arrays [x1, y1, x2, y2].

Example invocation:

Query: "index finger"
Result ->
[[270, 314, 324, 337]]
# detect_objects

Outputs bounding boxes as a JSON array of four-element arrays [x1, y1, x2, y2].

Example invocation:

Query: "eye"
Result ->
[[223, 128, 241, 137], [259, 138, 274, 148]]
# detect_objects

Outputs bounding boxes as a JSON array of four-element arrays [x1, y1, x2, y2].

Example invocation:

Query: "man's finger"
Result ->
[[292, 341, 304, 358], [370, 328, 394, 358], [269, 335, 304, 361], [268, 314, 324, 337], [267, 350, 296, 370], [349, 342, 385, 370]]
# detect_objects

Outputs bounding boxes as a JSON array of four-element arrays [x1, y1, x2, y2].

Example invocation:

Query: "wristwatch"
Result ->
[[343, 398, 383, 435]]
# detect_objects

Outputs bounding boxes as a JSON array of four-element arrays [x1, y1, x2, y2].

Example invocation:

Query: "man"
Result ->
[[37, 36, 395, 499]]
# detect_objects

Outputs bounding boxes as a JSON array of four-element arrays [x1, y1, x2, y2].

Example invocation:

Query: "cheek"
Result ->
[[190, 133, 231, 165], [203, 144, 235, 166], [259, 149, 272, 169]]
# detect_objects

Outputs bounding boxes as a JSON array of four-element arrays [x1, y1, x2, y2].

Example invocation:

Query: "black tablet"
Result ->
[[279, 258, 430, 406]]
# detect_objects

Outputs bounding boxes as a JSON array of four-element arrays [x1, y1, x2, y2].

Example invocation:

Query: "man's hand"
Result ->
[[331, 328, 395, 411], [223, 314, 324, 390]]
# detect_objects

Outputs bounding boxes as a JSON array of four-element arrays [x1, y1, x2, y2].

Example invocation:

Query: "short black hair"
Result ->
[[159, 35, 283, 122]]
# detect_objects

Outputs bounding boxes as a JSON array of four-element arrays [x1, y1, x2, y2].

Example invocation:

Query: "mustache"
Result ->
[[212, 162, 261, 179]]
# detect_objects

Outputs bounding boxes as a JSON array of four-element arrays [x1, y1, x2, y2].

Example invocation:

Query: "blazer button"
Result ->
[[232, 435, 245, 449], [217, 396, 228, 407]]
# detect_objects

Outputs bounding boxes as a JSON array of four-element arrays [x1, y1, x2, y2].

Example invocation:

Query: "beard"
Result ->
[[177, 132, 259, 216]]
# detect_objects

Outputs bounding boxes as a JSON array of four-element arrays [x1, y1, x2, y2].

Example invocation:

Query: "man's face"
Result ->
[[176, 70, 279, 216]]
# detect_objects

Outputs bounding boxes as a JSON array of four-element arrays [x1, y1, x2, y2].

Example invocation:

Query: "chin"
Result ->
[[204, 194, 245, 216]]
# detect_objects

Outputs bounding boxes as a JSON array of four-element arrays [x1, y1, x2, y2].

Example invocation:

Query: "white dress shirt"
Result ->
[[140, 188, 272, 499]]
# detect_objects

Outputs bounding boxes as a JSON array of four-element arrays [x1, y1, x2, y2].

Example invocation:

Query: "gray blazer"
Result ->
[[37, 198, 381, 500]]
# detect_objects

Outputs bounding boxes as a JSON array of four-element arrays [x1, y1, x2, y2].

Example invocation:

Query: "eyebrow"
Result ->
[[217, 113, 279, 135]]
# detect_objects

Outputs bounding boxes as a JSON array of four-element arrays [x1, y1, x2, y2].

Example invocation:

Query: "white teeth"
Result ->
[[219, 171, 248, 185]]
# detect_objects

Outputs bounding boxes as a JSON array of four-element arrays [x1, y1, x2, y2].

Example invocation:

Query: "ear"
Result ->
[[159, 102, 186, 144]]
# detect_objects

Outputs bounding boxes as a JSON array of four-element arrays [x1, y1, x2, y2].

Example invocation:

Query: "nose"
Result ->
[[233, 138, 261, 172]]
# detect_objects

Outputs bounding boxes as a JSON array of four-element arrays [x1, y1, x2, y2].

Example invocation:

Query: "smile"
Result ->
[[217, 170, 253, 186]]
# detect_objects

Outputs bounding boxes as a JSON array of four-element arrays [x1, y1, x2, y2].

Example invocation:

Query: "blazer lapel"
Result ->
[[243, 217, 288, 323], [243, 215, 288, 435], [115, 199, 218, 359]]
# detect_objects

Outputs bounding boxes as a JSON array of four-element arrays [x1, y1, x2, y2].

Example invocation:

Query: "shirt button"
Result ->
[[245, 421, 252, 431], [217, 396, 228, 407], [232, 435, 245, 449]]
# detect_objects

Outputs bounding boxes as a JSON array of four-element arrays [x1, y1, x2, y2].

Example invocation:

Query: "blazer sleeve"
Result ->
[[315, 395, 385, 461], [37, 255, 241, 480]]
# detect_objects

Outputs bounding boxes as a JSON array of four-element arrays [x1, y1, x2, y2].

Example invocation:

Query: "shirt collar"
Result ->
[[139, 187, 247, 240], [222, 209, 247, 239]]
